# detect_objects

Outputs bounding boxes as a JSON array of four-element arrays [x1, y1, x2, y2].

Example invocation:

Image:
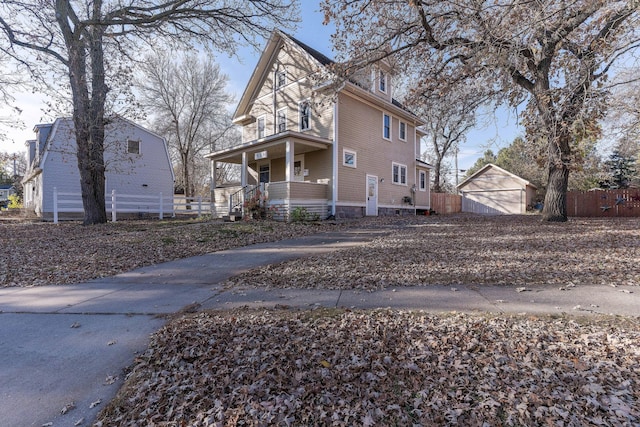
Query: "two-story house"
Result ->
[[207, 30, 432, 220]]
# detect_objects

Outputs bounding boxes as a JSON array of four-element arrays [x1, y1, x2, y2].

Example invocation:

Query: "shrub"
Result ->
[[8, 194, 22, 209]]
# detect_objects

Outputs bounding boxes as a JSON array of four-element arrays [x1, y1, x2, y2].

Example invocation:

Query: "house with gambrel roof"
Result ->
[[207, 30, 432, 220]]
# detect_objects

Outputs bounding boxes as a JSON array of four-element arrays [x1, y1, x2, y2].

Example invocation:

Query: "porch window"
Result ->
[[383, 113, 391, 140], [277, 108, 287, 133], [399, 121, 406, 141], [419, 170, 427, 191], [127, 140, 140, 154], [392, 162, 407, 185], [257, 116, 266, 139], [299, 101, 311, 131], [259, 164, 270, 183], [343, 149, 357, 168]]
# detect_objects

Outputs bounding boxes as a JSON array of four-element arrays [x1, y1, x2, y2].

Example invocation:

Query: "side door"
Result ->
[[366, 174, 378, 216]]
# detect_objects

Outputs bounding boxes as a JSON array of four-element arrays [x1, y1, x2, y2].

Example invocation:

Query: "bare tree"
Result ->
[[416, 82, 491, 192], [1, 0, 298, 224], [0, 53, 25, 141], [323, 0, 640, 221], [138, 52, 235, 201]]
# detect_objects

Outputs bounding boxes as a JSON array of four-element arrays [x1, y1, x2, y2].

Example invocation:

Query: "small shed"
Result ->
[[457, 164, 537, 214]]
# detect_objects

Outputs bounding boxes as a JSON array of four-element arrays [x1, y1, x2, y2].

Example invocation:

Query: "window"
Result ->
[[259, 164, 270, 183], [299, 101, 311, 131], [379, 70, 387, 93], [383, 113, 391, 140], [419, 170, 427, 191], [343, 149, 357, 168], [399, 121, 406, 141], [257, 116, 266, 139], [127, 140, 140, 154], [277, 108, 287, 133], [392, 162, 407, 185], [275, 70, 286, 89]]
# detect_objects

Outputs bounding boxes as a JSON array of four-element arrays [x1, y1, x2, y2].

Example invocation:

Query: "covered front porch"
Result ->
[[207, 131, 333, 221]]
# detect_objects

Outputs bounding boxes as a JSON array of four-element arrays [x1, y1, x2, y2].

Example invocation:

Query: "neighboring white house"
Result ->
[[0, 183, 16, 207], [457, 163, 537, 215], [22, 116, 174, 219]]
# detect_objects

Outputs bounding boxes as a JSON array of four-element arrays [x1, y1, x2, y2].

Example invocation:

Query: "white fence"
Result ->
[[52, 188, 219, 223]]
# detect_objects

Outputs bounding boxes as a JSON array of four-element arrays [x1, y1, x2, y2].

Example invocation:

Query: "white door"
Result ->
[[366, 174, 378, 216], [293, 154, 304, 181]]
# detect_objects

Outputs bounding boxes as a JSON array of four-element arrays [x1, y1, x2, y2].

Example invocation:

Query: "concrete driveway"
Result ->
[[0, 230, 637, 426]]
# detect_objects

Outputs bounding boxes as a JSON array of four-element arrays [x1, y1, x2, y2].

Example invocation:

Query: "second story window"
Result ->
[[257, 116, 266, 139], [399, 121, 406, 141], [127, 140, 140, 154], [275, 70, 286, 89], [379, 70, 387, 93], [299, 101, 311, 131], [383, 113, 391, 140], [277, 109, 287, 133]]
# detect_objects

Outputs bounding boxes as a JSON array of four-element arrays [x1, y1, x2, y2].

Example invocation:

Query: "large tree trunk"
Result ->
[[542, 162, 569, 221], [542, 130, 571, 222], [58, 0, 108, 225]]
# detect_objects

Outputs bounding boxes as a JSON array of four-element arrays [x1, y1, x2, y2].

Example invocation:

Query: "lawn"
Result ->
[[3, 214, 639, 425]]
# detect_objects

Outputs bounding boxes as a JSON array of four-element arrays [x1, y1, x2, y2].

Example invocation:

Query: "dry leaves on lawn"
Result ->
[[95, 308, 640, 426], [0, 219, 349, 287], [224, 216, 640, 290]]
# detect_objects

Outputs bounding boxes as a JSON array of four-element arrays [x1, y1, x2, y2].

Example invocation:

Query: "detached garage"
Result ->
[[457, 164, 537, 214]]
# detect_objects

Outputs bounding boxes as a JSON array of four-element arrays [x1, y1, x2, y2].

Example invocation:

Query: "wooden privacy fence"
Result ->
[[567, 189, 640, 217], [430, 193, 462, 215]]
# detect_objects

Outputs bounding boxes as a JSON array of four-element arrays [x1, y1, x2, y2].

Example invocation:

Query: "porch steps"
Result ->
[[223, 210, 243, 222]]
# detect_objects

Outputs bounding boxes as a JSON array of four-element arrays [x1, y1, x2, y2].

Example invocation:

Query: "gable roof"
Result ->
[[233, 30, 423, 125], [457, 163, 537, 190], [286, 33, 334, 66]]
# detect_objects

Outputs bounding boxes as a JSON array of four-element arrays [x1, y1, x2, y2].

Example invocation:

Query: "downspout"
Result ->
[[413, 124, 418, 215], [332, 98, 338, 217]]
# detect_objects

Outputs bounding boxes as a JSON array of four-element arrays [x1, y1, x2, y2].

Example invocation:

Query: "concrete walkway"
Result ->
[[0, 229, 637, 427]]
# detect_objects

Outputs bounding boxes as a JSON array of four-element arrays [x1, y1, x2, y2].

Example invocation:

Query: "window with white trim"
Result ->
[[383, 113, 391, 140], [299, 101, 311, 131], [275, 70, 286, 89], [257, 116, 266, 139], [419, 170, 427, 191], [277, 108, 287, 133], [343, 149, 357, 168], [379, 70, 387, 93], [392, 162, 407, 185], [399, 121, 407, 141], [127, 140, 140, 154]]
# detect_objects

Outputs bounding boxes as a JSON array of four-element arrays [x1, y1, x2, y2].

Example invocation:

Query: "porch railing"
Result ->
[[228, 184, 262, 214]]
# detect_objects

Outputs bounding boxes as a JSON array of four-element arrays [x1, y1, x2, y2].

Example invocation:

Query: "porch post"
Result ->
[[210, 160, 217, 202], [285, 140, 293, 182], [241, 152, 248, 188]]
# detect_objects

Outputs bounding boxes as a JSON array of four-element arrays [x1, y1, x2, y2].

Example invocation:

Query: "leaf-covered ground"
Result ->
[[4, 214, 640, 425], [0, 218, 348, 287], [97, 309, 640, 427], [224, 215, 640, 290]]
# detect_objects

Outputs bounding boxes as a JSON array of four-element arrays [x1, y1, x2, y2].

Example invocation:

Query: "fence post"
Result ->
[[53, 187, 58, 224], [197, 196, 202, 217], [111, 190, 117, 222], [159, 192, 163, 220]]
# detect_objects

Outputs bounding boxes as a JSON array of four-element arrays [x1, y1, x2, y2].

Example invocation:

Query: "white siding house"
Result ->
[[22, 117, 174, 219]]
